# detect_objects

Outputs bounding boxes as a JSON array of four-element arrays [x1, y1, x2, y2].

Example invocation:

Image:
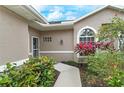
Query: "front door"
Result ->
[[32, 36, 39, 57]]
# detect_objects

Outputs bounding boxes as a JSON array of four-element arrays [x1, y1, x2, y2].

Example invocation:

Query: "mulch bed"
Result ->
[[52, 69, 60, 86], [61, 61, 107, 87]]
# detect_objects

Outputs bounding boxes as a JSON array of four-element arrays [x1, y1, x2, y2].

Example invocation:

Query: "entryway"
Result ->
[[32, 36, 39, 57]]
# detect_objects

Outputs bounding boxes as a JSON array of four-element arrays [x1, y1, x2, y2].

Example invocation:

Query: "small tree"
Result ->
[[98, 17, 124, 50]]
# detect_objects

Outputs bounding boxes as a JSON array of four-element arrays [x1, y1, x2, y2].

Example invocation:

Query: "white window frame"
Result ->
[[32, 36, 40, 57], [77, 26, 97, 58], [118, 33, 124, 50]]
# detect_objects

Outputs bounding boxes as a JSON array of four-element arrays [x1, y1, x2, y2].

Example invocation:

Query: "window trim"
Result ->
[[118, 33, 124, 50], [43, 36, 52, 42]]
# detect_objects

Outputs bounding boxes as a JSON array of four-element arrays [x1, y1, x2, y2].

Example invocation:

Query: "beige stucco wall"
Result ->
[[28, 27, 41, 56], [74, 8, 124, 61], [41, 53, 74, 62], [0, 6, 29, 65], [40, 30, 74, 51], [40, 30, 74, 62]]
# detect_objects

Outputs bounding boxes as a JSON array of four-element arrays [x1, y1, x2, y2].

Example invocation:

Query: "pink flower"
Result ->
[[88, 42, 93, 49], [74, 40, 114, 55], [79, 42, 83, 49], [83, 42, 87, 49]]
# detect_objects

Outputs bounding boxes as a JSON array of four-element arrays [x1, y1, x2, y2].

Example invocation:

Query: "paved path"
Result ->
[[54, 63, 82, 87]]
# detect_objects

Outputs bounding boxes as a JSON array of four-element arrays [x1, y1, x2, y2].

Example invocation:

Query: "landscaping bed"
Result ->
[[72, 17, 124, 87], [62, 61, 108, 87], [0, 56, 59, 87], [79, 64, 107, 87], [62, 52, 124, 87], [61, 61, 93, 87], [52, 70, 60, 86]]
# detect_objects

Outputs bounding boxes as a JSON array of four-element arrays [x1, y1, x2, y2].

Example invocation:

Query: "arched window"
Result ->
[[78, 28, 96, 56], [79, 28, 95, 43]]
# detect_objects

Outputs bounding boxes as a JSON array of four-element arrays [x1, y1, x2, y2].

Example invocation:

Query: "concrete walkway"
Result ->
[[54, 63, 82, 87]]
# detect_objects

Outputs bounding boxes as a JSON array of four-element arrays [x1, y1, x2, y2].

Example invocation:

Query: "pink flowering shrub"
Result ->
[[74, 41, 95, 55], [74, 41, 114, 55]]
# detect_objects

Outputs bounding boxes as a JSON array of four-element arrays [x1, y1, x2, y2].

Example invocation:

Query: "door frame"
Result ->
[[31, 36, 40, 57]]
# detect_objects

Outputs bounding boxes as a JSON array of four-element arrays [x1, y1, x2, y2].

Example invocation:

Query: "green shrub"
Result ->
[[106, 69, 124, 87], [87, 51, 124, 87], [0, 56, 56, 87]]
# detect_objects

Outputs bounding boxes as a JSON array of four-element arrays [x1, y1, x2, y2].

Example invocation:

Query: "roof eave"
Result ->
[[73, 5, 124, 24], [3, 5, 49, 24], [29, 21, 74, 31], [73, 5, 109, 23], [24, 5, 49, 24]]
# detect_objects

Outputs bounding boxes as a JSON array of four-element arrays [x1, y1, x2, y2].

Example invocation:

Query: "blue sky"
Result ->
[[33, 5, 103, 22]]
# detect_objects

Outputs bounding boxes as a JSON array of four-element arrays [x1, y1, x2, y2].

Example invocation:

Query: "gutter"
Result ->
[[23, 5, 49, 24], [35, 21, 74, 27], [29, 20, 74, 31]]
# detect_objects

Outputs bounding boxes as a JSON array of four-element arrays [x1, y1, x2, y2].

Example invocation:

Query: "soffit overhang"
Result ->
[[29, 21, 74, 31], [3, 5, 48, 24]]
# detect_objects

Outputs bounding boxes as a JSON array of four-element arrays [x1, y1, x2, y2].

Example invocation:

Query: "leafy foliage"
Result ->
[[95, 17, 124, 86], [0, 56, 56, 87], [74, 41, 96, 55], [75, 17, 124, 87], [98, 17, 124, 50], [74, 41, 114, 56], [87, 51, 124, 87], [98, 17, 124, 40]]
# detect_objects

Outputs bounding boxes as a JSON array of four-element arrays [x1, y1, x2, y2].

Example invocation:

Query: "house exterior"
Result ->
[[0, 5, 124, 66]]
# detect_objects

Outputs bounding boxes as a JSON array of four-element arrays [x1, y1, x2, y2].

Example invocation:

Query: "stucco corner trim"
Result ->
[[39, 51, 74, 54], [0, 58, 29, 72]]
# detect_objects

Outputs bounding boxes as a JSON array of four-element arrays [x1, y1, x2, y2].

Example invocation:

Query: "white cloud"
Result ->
[[47, 8, 78, 21], [47, 11, 63, 21], [65, 11, 77, 20], [32, 5, 103, 22], [46, 6, 64, 21], [49, 6, 63, 12]]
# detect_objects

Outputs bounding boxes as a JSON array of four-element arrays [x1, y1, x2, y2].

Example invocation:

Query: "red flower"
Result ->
[[88, 42, 93, 49], [74, 40, 114, 56], [83, 42, 87, 49], [79, 42, 83, 49]]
